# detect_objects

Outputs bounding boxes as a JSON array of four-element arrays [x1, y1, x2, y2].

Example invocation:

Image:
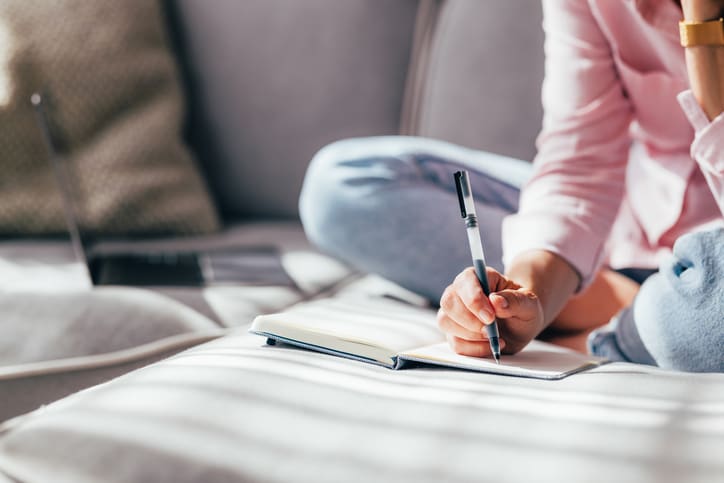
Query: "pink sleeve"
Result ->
[[502, 0, 633, 289], [677, 91, 724, 213]]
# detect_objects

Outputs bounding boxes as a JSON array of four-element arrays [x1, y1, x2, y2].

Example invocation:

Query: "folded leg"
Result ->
[[299, 136, 531, 302]]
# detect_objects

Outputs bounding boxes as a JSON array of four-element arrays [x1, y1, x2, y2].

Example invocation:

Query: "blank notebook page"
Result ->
[[401, 341, 605, 379]]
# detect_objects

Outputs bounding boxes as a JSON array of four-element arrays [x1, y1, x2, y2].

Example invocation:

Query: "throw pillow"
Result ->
[[0, 0, 220, 235]]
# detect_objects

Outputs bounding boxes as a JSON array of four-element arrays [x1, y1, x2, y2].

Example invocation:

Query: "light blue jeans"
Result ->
[[299, 136, 724, 373]]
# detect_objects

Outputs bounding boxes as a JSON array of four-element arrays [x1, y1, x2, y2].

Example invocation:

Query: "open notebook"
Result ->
[[249, 297, 607, 380]]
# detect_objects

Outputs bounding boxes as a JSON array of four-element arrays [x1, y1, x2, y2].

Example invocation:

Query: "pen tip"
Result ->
[[494, 353, 500, 365]]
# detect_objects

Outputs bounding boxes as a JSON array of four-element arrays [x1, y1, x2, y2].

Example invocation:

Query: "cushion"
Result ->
[[410, 0, 545, 161], [0, 0, 219, 235], [168, 0, 420, 218], [0, 287, 224, 422]]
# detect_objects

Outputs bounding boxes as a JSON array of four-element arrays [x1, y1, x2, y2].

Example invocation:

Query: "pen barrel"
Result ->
[[456, 170, 501, 359], [485, 321, 500, 339], [473, 258, 492, 295], [465, 223, 490, 292], [466, 220, 500, 340]]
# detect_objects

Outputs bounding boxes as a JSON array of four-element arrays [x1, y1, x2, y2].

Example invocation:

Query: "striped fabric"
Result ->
[[1, 326, 723, 483]]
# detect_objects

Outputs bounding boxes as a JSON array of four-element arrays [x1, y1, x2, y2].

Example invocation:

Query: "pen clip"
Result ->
[[454, 171, 467, 218]]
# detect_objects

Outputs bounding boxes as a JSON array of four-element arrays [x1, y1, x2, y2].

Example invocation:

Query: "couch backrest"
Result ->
[[406, 0, 545, 163], [167, 0, 544, 220]]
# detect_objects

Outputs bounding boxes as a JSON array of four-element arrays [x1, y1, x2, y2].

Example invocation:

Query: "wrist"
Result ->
[[681, 0, 724, 21]]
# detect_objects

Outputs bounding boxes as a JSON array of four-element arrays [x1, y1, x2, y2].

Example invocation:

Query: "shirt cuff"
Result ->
[[677, 90, 724, 175], [502, 212, 607, 292]]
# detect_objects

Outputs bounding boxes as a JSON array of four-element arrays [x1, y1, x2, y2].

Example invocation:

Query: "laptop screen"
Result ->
[[31, 92, 92, 276]]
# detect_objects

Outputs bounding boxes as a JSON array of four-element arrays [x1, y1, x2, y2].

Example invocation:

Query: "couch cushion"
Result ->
[[0, 288, 223, 422], [0, 312, 722, 483], [168, 0, 420, 218], [409, 0, 545, 162], [0, 0, 219, 235]]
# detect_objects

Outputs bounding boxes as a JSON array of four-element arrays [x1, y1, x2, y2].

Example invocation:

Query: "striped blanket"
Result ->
[[1, 327, 722, 483]]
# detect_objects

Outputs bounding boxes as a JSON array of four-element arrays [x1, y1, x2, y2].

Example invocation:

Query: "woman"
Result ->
[[299, 0, 724, 372]]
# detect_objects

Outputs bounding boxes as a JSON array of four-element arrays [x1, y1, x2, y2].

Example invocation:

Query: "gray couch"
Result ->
[[1, 2, 722, 483]]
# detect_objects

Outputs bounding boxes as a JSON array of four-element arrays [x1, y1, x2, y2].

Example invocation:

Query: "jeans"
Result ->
[[299, 136, 724, 373]]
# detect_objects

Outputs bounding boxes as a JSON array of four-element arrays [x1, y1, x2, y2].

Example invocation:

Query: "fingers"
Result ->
[[438, 267, 541, 359], [439, 285, 488, 332], [485, 266, 519, 292], [446, 334, 506, 358], [452, 268, 495, 324], [436, 309, 488, 341], [489, 289, 540, 322]]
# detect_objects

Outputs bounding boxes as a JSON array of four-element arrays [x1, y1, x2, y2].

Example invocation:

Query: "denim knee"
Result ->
[[299, 139, 350, 254], [299, 137, 404, 259], [634, 228, 724, 372]]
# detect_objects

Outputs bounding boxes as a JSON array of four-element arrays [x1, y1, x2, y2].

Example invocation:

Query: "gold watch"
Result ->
[[679, 17, 724, 47]]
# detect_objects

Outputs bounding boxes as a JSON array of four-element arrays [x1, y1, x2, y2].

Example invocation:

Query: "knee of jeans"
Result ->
[[299, 138, 377, 254], [634, 270, 724, 373]]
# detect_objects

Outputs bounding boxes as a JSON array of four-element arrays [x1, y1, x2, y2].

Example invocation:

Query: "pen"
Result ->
[[453, 170, 501, 364]]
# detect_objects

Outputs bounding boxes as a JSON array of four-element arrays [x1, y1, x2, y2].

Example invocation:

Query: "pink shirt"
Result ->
[[502, 0, 724, 288]]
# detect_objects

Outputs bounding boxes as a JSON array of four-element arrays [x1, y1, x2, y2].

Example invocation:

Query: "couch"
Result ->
[[0, 1, 722, 482]]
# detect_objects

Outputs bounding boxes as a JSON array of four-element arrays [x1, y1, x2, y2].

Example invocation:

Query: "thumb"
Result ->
[[489, 289, 539, 321]]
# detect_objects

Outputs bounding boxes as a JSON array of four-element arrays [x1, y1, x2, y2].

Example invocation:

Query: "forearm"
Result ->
[[682, 0, 724, 120], [505, 250, 580, 330]]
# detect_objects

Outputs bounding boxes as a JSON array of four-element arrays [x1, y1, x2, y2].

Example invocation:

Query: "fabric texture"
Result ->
[[589, 228, 724, 372], [0, 288, 218, 367], [0, 328, 723, 483], [587, 307, 658, 365], [634, 227, 724, 372], [169, 0, 419, 218], [502, 0, 724, 289], [0, 0, 219, 235], [412, 0, 545, 162], [0, 287, 224, 422]]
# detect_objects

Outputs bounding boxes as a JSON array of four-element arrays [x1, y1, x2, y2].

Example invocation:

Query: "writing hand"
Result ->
[[437, 266, 545, 357]]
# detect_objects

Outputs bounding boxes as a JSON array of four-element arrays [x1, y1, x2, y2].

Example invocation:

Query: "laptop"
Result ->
[[31, 92, 297, 288]]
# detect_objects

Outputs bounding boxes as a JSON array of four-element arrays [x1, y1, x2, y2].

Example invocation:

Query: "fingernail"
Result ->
[[492, 294, 508, 308], [479, 310, 493, 324]]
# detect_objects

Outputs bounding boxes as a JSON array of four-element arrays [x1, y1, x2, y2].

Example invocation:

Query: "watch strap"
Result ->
[[679, 18, 724, 47]]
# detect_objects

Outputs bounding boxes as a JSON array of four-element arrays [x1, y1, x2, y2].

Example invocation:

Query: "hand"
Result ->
[[437, 266, 545, 357]]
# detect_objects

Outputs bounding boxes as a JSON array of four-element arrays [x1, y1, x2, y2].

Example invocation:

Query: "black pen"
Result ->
[[454, 170, 501, 364]]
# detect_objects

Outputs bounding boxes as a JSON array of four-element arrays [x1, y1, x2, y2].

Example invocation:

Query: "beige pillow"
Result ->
[[0, 0, 220, 235]]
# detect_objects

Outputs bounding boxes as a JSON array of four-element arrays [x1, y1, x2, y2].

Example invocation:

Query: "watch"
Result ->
[[679, 17, 724, 47]]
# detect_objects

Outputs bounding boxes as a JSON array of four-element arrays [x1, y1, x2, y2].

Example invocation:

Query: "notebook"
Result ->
[[249, 297, 607, 380]]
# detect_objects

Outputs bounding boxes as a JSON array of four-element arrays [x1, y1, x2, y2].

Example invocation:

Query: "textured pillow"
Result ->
[[0, 0, 220, 235]]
